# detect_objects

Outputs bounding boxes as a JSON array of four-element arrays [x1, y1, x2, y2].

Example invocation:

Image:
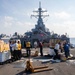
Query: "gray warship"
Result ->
[[10, 2, 69, 48], [25, 2, 50, 43], [24, 2, 69, 46]]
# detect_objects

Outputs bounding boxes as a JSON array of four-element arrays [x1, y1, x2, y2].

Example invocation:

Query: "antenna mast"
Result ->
[[31, 2, 49, 19]]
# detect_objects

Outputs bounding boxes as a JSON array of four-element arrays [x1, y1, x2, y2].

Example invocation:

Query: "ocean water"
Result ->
[[70, 38, 75, 45]]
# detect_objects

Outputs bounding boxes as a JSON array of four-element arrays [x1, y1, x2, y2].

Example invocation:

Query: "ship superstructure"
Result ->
[[25, 2, 51, 43], [31, 2, 49, 34]]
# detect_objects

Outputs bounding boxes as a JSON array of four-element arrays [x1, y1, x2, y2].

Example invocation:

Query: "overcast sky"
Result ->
[[0, 0, 75, 37]]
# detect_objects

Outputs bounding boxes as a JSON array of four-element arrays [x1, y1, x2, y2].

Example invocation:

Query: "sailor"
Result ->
[[26, 41, 31, 57], [9, 41, 13, 57], [14, 40, 18, 60], [17, 41, 22, 59], [54, 41, 60, 59], [63, 41, 70, 58], [39, 42, 43, 56], [10, 40, 16, 61], [34, 41, 38, 49]]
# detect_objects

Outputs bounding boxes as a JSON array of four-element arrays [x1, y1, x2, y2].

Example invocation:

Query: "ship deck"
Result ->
[[0, 48, 75, 75]]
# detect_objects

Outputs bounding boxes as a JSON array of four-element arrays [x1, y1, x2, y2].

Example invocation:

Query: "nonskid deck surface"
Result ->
[[0, 48, 75, 75]]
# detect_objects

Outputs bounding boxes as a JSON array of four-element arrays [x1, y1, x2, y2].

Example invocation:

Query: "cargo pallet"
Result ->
[[25, 59, 53, 73]]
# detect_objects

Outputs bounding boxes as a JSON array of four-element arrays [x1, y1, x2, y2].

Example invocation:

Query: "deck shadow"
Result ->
[[33, 55, 52, 59], [16, 70, 52, 75]]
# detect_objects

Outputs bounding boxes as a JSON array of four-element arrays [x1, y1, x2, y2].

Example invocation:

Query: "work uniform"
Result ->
[[18, 43, 21, 59], [54, 43, 60, 59], [14, 43, 18, 60], [64, 43, 70, 58], [10, 43, 13, 57], [39, 42, 43, 56], [34, 41, 38, 49], [26, 42, 31, 57], [10, 43, 15, 60]]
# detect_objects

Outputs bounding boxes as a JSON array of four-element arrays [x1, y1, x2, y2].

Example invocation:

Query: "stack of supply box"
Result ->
[[0, 40, 11, 63]]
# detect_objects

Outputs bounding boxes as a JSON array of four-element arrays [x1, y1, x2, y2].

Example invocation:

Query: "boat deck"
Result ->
[[0, 48, 75, 75]]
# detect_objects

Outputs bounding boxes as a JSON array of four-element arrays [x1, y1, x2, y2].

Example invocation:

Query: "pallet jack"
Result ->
[[25, 59, 53, 73]]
